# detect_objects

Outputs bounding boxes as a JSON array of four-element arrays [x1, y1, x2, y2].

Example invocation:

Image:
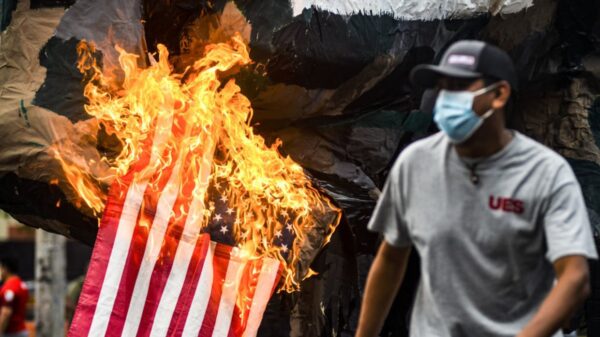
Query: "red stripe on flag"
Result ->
[[68, 178, 128, 336], [198, 244, 233, 336], [134, 223, 182, 337], [165, 234, 211, 337]]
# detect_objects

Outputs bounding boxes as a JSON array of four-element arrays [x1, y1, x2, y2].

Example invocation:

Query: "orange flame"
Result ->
[[59, 33, 341, 292]]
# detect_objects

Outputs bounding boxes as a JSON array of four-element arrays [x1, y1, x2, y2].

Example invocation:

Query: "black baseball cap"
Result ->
[[410, 40, 518, 90]]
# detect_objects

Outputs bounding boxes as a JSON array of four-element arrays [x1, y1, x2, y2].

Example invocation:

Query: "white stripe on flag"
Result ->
[[121, 161, 182, 337], [148, 200, 206, 337], [87, 180, 148, 337], [181, 241, 216, 337], [149, 144, 216, 337], [212, 248, 247, 337], [242, 259, 280, 337], [86, 104, 174, 337]]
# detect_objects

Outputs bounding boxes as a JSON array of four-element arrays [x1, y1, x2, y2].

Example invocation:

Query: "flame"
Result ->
[[60, 33, 341, 292], [52, 146, 106, 214]]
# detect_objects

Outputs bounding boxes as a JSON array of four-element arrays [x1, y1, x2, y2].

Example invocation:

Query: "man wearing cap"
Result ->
[[356, 40, 598, 337]]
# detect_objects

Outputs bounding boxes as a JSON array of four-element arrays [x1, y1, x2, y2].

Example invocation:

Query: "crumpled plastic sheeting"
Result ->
[[35, 0, 145, 122], [0, 1, 62, 102], [2, 0, 147, 244], [261, 110, 410, 247], [53, 0, 145, 81], [568, 157, 600, 335], [0, 1, 102, 244], [518, 76, 600, 165], [568, 159, 600, 234], [482, 0, 600, 157]]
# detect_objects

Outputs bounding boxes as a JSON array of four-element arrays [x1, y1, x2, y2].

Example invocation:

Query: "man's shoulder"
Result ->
[[389, 132, 446, 176], [513, 132, 569, 167], [398, 132, 446, 162], [2, 277, 25, 292]]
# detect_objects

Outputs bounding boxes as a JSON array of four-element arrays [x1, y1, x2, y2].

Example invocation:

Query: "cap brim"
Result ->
[[410, 64, 482, 88]]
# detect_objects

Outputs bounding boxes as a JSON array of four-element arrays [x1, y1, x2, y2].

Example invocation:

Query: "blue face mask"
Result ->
[[433, 83, 498, 144]]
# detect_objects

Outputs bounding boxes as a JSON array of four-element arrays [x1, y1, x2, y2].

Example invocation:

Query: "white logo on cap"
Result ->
[[447, 54, 476, 66]]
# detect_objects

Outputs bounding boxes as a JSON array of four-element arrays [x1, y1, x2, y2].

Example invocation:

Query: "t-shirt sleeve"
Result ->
[[367, 160, 412, 247], [1, 289, 15, 307], [543, 163, 598, 263]]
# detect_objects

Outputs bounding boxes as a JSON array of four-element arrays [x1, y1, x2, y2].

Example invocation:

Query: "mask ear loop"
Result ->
[[480, 108, 495, 120], [474, 82, 501, 120], [471, 82, 501, 97]]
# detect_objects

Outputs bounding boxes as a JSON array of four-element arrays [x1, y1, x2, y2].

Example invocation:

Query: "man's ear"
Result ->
[[491, 80, 511, 110]]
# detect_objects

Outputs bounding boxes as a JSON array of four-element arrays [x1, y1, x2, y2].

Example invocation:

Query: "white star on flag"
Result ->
[[280, 244, 289, 253], [226, 208, 234, 215], [220, 225, 229, 234], [274, 230, 283, 238], [214, 213, 222, 222], [286, 223, 293, 232], [220, 195, 228, 203]]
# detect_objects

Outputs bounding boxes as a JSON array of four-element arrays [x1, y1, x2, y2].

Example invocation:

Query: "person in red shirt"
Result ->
[[0, 256, 29, 337]]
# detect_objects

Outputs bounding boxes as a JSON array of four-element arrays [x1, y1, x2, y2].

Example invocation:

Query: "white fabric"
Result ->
[[292, 0, 534, 20]]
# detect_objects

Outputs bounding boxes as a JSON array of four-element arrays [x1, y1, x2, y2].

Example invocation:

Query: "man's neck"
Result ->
[[454, 127, 513, 158]]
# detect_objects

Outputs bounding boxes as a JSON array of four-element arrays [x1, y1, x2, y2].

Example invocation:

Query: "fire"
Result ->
[[59, 33, 341, 292]]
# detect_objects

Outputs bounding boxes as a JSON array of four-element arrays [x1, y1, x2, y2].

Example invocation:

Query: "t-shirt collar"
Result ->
[[451, 130, 520, 169]]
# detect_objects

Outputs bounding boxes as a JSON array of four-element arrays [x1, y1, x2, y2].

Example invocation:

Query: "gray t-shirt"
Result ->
[[368, 131, 598, 337]]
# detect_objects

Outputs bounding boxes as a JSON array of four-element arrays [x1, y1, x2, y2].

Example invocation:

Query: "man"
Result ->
[[0, 256, 29, 337], [356, 40, 598, 337]]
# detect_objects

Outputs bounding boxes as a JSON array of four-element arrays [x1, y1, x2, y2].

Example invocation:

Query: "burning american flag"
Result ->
[[65, 34, 340, 336]]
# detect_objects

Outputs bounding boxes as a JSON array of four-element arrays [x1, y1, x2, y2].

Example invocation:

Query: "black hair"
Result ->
[[0, 256, 18, 274]]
